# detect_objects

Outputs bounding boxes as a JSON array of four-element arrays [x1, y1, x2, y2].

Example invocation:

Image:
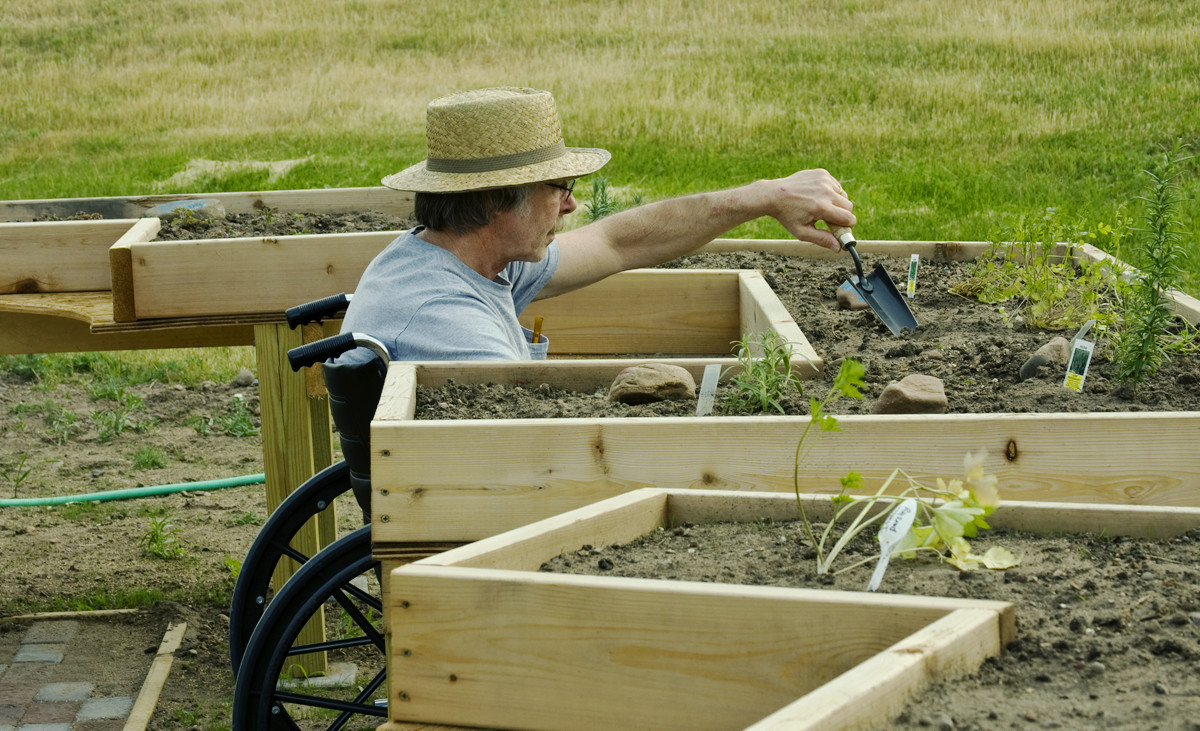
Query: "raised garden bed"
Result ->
[[380, 488, 1200, 730]]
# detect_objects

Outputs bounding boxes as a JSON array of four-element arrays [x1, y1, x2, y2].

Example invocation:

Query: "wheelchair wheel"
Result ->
[[229, 460, 355, 674], [232, 525, 386, 730]]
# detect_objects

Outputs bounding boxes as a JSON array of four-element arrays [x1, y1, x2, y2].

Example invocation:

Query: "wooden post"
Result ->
[[254, 322, 336, 676]]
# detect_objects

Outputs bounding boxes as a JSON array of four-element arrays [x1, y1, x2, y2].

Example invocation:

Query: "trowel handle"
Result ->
[[830, 225, 857, 248], [833, 226, 870, 289]]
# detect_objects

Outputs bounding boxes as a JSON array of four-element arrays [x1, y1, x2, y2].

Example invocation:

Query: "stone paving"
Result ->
[[0, 620, 136, 731]]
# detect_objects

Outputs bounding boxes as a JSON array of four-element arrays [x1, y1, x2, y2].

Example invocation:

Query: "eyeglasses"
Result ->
[[545, 179, 577, 198]]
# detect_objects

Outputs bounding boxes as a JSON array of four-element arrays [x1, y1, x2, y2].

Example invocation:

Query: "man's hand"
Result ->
[[762, 169, 856, 252]]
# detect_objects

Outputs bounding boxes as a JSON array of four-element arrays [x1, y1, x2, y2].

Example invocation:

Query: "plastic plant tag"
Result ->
[[1064, 339, 1094, 392], [867, 498, 918, 592], [695, 363, 721, 416], [906, 254, 919, 298], [1070, 319, 1095, 350]]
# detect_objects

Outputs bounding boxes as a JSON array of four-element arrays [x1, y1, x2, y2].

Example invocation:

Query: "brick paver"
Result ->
[[0, 620, 143, 731]]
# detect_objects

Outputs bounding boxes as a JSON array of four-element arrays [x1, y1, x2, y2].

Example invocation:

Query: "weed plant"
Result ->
[[138, 516, 188, 559], [1, 453, 35, 498], [950, 209, 1125, 332], [720, 331, 804, 414], [1111, 144, 1200, 386], [131, 446, 168, 470]]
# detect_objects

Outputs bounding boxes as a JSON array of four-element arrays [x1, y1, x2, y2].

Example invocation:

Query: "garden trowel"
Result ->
[[832, 226, 918, 335]]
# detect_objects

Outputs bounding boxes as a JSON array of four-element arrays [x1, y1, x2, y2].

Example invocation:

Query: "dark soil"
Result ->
[[543, 521, 1200, 730], [418, 250, 1200, 420]]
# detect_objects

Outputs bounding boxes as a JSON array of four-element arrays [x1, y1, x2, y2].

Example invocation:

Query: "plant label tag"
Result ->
[[1064, 339, 1094, 392], [695, 363, 721, 416], [906, 254, 919, 298], [1070, 319, 1095, 350], [867, 498, 918, 592]]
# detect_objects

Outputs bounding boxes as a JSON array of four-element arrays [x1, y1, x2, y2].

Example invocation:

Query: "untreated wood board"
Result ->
[[384, 488, 1019, 731], [124, 231, 400, 318], [1, 219, 148, 294], [370, 409, 1200, 543], [0, 186, 414, 221]]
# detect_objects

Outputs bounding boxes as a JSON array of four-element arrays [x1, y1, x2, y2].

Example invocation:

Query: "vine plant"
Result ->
[[793, 360, 1016, 579]]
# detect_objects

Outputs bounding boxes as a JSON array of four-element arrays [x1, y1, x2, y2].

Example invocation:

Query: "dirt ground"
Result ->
[[2, 211, 1199, 728]]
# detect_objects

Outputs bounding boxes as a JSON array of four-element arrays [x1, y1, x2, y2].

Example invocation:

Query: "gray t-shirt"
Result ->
[[338, 227, 558, 362]]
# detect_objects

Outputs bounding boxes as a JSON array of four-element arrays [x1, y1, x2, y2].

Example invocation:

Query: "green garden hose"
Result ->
[[0, 473, 265, 507]]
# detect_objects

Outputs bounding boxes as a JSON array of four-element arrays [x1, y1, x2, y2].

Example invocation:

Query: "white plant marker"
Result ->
[[1064, 339, 1095, 392], [867, 498, 918, 592], [906, 254, 920, 298], [695, 363, 721, 416]]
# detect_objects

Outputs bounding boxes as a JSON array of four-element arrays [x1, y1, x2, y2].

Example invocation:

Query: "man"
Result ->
[[340, 86, 855, 361]]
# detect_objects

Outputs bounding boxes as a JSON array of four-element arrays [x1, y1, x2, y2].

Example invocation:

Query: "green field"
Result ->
[[3, 0, 1198, 293]]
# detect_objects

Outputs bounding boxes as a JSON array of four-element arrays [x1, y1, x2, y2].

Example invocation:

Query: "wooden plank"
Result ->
[[0, 306, 253, 354], [702, 238, 992, 261], [408, 489, 672, 571], [371, 411, 1200, 542], [123, 621, 187, 731], [110, 218, 161, 321], [126, 231, 400, 318], [0, 220, 140, 293], [388, 564, 1008, 731], [254, 322, 330, 676], [0, 186, 415, 221], [738, 270, 822, 375], [521, 269, 741, 354], [1078, 243, 1200, 325], [750, 609, 1005, 731], [659, 490, 1200, 541]]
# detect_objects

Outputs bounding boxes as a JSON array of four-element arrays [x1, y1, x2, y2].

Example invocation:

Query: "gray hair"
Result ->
[[414, 185, 537, 235]]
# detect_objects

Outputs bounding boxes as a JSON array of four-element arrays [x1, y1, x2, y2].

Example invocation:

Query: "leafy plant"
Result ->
[[43, 400, 81, 445], [218, 395, 259, 437], [1111, 143, 1200, 386], [191, 396, 259, 437], [1, 453, 36, 498], [720, 331, 805, 414], [138, 516, 188, 559], [792, 360, 1015, 579], [131, 446, 168, 470], [582, 176, 643, 223], [950, 209, 1125, 332]]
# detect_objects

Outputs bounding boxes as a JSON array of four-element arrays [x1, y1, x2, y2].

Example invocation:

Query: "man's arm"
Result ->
[[540, 169, 855, 299]]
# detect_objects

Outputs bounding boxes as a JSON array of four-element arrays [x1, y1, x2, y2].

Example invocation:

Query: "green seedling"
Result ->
[[1, 453, 36, 498], [792, 360, 1016, 579], [138, 516, 187, 559], [721, 331, 805, 414]]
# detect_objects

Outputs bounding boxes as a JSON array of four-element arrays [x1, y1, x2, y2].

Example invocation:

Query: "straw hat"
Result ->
[[382, 87, 611, 193]]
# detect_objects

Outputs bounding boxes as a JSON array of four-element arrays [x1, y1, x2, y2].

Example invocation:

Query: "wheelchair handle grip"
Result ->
[[287, 332, 391, 372], [288, 333, 357, 371], [286, 293, 352, 329]]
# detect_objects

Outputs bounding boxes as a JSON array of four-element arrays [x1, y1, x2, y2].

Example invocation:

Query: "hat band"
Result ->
[[425, 141, 566, 174]]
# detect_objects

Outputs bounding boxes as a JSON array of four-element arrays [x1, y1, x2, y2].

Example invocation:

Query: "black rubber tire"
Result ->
[[228, 460, 354, 674], [231, 525, 385, 730]]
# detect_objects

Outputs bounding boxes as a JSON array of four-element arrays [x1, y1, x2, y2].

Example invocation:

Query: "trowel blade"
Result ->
[[846, 263, 918, 336]]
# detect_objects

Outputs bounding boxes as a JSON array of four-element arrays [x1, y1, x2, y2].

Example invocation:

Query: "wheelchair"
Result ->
[[228, 294, 427, 730]]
